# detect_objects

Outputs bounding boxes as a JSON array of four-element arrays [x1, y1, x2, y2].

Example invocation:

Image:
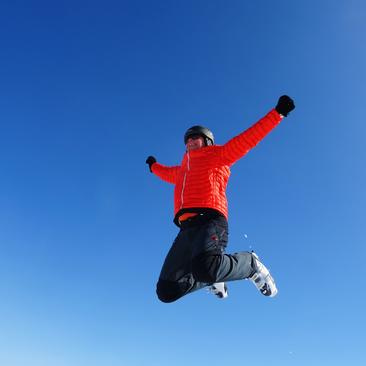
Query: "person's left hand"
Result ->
[[275, 95, 295, 117]]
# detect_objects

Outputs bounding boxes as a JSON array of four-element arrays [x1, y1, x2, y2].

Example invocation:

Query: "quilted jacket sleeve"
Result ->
[[219, 109, 283, 166], [151, 163, 181, 184]]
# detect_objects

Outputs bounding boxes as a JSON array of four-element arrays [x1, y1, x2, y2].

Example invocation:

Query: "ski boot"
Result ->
[[249, 252, 278, 297], [209, 282, 228, 299]]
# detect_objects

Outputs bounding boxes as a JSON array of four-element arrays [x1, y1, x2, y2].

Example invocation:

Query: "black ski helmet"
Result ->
[[184, 125, 214, 146]]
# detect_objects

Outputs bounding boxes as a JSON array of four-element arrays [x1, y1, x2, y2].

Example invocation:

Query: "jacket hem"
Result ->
[[173, 207, 227, 227]]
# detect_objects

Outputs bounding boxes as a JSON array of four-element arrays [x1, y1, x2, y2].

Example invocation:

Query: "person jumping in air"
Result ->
[[146, 95, 295, 303]]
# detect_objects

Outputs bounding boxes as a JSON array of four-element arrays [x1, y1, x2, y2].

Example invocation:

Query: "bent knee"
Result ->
[[156, 279, 183, 303]]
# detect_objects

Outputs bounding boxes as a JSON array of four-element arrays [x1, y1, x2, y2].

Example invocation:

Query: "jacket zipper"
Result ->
[[180, 152, 190, 209]]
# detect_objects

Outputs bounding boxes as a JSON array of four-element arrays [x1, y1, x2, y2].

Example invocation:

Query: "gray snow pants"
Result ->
[[156, 212, 254, 303]]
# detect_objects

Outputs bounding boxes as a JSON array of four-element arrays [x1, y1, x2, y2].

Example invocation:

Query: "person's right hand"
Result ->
[[146, 156, 157, 172]]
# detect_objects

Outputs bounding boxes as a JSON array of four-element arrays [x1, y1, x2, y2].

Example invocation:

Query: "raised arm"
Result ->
[[219, 95, 295, 166], [146, 156, 181, 184]]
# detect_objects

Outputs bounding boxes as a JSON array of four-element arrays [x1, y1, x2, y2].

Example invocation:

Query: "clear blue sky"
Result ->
[[0, 0, 365, 365]]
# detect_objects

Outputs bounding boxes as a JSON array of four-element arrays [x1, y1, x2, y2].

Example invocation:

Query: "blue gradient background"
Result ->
[[0, 1, 365, 365]]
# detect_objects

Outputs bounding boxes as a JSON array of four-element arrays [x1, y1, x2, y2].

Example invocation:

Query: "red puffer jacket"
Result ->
[[152, 109, 283, 225]]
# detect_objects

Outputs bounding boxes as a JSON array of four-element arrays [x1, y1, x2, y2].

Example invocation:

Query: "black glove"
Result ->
[[146, 156, 157, 172], [275, 95, 295, 117]]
